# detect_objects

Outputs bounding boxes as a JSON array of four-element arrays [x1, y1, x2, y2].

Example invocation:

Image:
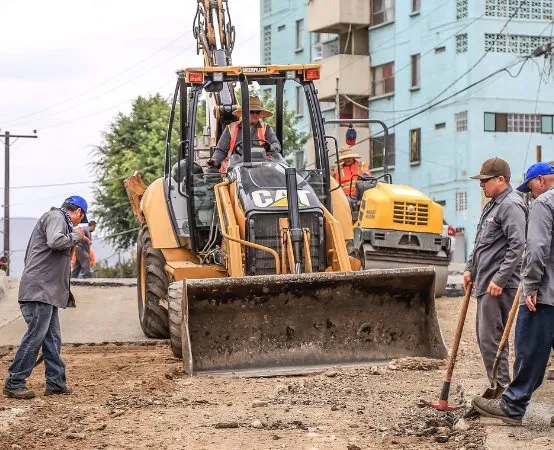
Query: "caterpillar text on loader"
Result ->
[[123, 1, 447, 376], [327, 119, 453, 297]]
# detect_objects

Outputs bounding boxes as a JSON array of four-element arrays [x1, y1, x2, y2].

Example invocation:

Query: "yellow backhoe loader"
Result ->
[[123, 1, 447, 376]]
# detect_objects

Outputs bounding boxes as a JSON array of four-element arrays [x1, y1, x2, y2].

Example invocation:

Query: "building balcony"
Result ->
[[307, 0, 370, 34], [315, 54, 370, 101]]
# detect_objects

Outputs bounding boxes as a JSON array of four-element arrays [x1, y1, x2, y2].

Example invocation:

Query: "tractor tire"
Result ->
[[137, 222, 170, 338], [167, 281, 184, 359]]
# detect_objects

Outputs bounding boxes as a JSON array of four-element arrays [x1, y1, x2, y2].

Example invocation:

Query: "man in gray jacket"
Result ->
[[463, 158, 527, 389], [473, 162, 554, 425], [3, 196, 87, 399]]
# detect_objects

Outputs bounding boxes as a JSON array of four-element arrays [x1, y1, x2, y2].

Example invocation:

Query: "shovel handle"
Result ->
[[498, 284, 521, 351], [445, 282, 472, 383]]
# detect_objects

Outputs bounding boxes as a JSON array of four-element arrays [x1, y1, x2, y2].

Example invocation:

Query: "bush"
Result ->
[[94, 259, 137, 278]]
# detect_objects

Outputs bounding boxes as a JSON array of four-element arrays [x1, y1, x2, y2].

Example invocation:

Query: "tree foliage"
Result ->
[[92, 94, 176, 250], [261, 91, 309, 160]]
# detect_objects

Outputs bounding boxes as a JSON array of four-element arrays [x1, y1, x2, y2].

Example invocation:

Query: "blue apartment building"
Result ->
[[261, 0, 554, 256]]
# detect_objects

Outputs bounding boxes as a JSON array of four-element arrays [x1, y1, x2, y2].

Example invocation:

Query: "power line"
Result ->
[[353, 57, 530, 148], [3, 31, 192, 127]]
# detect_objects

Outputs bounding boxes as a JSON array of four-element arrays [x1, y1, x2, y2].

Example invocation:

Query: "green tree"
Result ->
[[261, 92, 309, 161], [91, 94, 178, 250]]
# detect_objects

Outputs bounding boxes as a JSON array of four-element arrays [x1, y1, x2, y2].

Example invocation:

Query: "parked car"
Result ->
[[443, 220, 456, 256]]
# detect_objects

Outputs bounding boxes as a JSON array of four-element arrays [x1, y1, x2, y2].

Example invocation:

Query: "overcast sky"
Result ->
[[0, 0, 260, 222]]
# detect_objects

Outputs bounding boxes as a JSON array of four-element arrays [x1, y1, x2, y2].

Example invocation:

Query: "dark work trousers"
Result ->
[[475, 288, 518, 387], [5, 302, 67, 391], [71, 248, 91, 278], [501, 304, 554, 419]]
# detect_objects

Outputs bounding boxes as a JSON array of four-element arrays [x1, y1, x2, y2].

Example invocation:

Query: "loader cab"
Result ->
[[163, 65, 335, 257]]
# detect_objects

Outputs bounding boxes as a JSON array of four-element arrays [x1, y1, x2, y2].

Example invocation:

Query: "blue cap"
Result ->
[[64, 195, 88, 223], [517, 162, 554, 193]]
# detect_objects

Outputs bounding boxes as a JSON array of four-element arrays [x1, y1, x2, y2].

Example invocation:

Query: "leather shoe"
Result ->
[[44, 386, 73, 396], [471, 396, 522, 425], [3, 386, 36, 399]]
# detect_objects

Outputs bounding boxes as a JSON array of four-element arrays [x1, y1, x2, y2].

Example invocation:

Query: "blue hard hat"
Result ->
[[517, 162, 554, 193], [64, 195, 88, 223]]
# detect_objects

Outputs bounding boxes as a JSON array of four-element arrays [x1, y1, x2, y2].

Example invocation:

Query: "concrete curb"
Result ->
[[71, 278, 137, 287]]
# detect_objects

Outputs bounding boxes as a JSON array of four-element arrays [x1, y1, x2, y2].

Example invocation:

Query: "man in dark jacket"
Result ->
[[473, 162, 554, 425], [463, 158, 527, 389], [3, 196, 87, 399]]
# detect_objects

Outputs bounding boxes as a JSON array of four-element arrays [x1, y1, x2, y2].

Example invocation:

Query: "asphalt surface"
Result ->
[[0, 279, 149, 346]]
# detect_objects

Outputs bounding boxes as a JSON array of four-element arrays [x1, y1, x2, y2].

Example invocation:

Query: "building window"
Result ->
[[456, 34, 468, 53], [263, 0, 271, 15], [485, 0, 553, 20], [542, 115, 554, 134], [371, 62, 395, 97], [485, 33, 551, 55], [370, 133, 396, 169], [435, 122, 446, 130], [371, 0, 395, 26], [456, 192, 468, 211], [508, 114, 541, 133], [411, 0, 421, 14], [296, 86, 304, 117], [455, 111, 468, 132], [435, 46, 446, 53], [263, 25, 272, 65], [410, 128, 421, 164], [295, 19, 304, 51], [278, 25, 285, 32], [410, 54, 420, 89], [484, 113, 542, 133], [456, 0, 468, 20]]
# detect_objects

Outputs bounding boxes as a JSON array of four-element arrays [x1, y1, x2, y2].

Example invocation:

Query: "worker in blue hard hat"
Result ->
[[3, 195, 88, 400]]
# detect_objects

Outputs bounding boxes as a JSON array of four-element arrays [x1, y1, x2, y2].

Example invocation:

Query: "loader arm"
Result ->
[[193, 0, 238, 144]]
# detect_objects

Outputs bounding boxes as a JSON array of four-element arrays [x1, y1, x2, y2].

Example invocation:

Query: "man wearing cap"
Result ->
[[463, 158, 527, 391], [333, 145, 370, 208], [207, 96, 281, 172], [3, 196, 88, 399], [472, 162, 554, 425]]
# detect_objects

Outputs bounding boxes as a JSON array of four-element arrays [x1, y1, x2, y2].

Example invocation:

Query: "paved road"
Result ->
[[0, 279, 151, 346]]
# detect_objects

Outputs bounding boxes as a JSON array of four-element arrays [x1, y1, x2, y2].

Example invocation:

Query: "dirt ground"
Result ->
[[0, 294, 552, 450]]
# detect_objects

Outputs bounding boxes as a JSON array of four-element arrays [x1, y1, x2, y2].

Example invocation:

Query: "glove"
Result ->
[[207, 159, 219, 168]]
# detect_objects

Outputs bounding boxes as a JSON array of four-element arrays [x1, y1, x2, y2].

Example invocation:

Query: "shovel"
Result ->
[[464, 284, 521, 418], [422, 282, 472, 411]]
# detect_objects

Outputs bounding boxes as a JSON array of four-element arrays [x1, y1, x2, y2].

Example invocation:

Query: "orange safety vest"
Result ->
[[334, 160, 366, 197], [220, 121, 268, 173]]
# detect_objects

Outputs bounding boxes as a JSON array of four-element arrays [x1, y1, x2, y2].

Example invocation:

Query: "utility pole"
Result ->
[[0, 130, 38, 275]]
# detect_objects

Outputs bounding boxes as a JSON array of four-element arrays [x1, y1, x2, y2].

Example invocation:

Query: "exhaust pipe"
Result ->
[[285, 168, 303, 273]]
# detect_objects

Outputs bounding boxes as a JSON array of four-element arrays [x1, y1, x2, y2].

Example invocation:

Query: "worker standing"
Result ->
[[333, 145, 370, 208], [463, 158, 527, 390], [3, 196, 87, 399], [472, 162, 554, 425]]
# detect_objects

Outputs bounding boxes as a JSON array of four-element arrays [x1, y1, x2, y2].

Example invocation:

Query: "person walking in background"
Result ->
[[71, 220, 96, 278]]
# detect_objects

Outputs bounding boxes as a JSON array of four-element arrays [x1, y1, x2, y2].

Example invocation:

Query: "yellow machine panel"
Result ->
[[141, 178, 180, 249], [356, 183, 443, 234]]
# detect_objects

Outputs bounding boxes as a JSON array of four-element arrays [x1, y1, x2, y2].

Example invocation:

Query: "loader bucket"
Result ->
[[180, 267, 448, 375]]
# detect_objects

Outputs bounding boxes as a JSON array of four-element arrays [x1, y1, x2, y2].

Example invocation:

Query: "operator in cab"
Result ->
[[333, 145, 370, 207], [207, 96, 281, 173]]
